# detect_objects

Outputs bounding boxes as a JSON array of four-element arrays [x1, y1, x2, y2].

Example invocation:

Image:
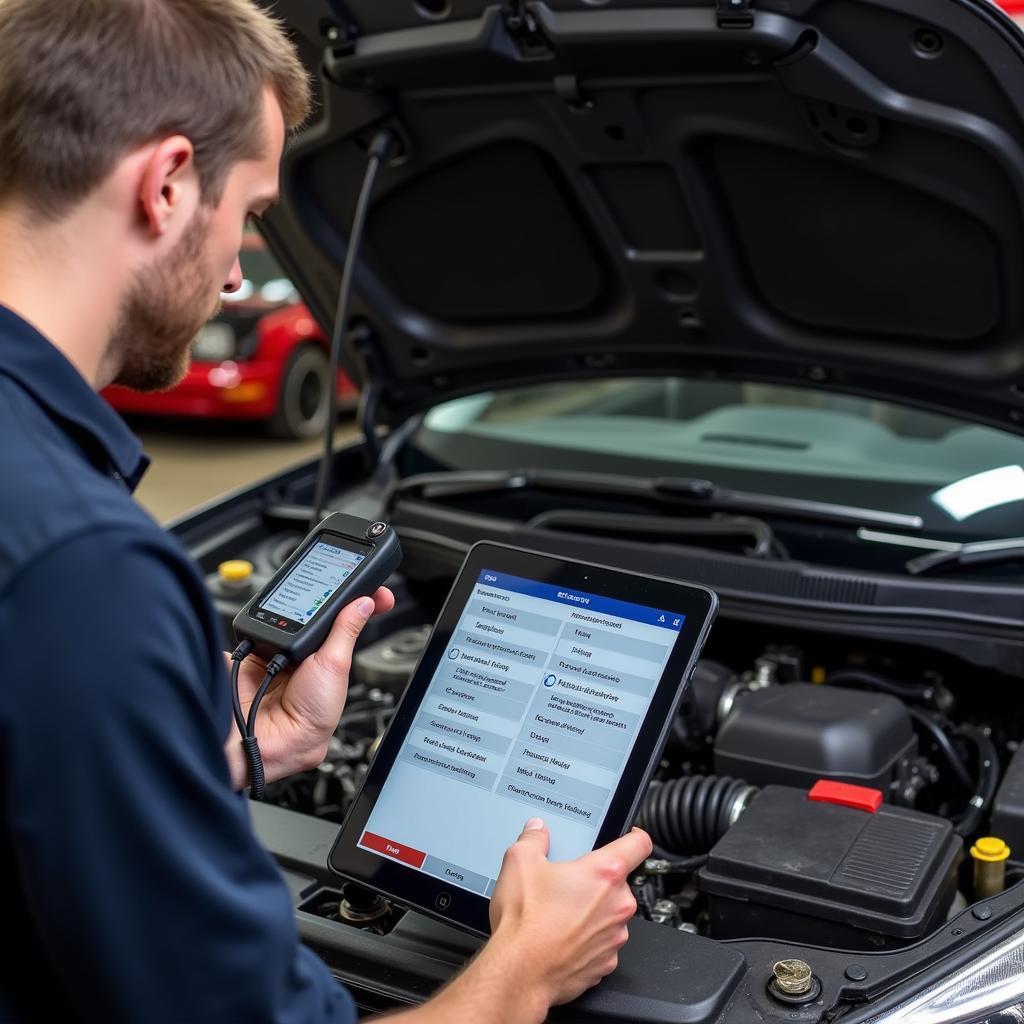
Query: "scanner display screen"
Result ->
[[256, 535, 371, 634]]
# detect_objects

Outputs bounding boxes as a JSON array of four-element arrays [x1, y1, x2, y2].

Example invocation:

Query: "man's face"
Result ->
[[111, 89, 285, 392]]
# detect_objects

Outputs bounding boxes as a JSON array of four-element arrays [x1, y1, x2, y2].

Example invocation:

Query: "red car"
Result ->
[[104, 233, 358, 439]]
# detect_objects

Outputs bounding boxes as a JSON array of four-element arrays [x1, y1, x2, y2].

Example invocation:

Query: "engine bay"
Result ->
[[261, 623, 1021, 952], [196, 499, 1023, 937], [174, 446, 1024, 1019]]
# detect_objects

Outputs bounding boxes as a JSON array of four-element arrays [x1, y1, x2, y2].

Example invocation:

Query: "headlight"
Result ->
[[192, 322, 237, 362], [867, 928, 1024, 1023]]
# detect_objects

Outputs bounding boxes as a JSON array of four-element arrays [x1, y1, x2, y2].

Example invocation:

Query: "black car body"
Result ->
[[172, 1, 1024, 1019]]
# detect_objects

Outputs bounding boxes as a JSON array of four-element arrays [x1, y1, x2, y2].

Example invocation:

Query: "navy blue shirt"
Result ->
[[0, 306, 357, 1023]]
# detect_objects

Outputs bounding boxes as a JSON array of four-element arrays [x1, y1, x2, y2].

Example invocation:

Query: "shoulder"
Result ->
[[1, 524, 220, 706], [0, 375, 165, 588]]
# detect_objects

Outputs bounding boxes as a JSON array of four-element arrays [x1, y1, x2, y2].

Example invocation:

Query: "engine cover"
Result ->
[[713, 684, 916, 797]]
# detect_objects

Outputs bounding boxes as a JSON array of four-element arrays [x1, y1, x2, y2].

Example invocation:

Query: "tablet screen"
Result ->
[[357, 568, 685, 898]]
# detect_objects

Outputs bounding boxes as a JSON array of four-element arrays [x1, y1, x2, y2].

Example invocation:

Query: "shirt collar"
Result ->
[[0, 304, 149, 490]]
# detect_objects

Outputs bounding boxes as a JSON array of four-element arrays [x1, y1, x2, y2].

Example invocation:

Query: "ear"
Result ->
[[137, 135, 198, 237]]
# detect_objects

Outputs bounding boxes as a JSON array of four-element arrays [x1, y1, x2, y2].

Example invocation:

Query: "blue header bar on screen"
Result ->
[[477, 570, 685, 631]]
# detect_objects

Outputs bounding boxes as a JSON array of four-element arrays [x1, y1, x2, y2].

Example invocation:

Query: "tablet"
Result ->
[[328, 541, 718, 935]]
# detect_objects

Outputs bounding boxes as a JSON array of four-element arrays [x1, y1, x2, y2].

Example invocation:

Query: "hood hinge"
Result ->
[[502, 1, 552, 57], [320, 0, 360, 57], [716, 0, 755, 29]]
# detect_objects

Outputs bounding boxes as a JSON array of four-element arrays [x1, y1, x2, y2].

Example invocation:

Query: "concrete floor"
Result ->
[[130, 418, 359, 523]]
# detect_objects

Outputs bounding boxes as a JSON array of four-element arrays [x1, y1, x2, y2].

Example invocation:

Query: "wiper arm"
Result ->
[[652, 477, 923, 530], [386, 468, 923, 531], [906, 537, 1024, 576]]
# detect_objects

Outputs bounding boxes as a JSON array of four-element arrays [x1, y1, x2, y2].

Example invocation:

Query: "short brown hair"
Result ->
[[0, 0, 311, 218]]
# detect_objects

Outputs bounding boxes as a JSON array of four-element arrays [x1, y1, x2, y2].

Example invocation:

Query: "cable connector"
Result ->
[[266, 652, 289, 676], [238, 652, 292, 799], [367, 128, 398, 162], [231, 639, 254, 663]]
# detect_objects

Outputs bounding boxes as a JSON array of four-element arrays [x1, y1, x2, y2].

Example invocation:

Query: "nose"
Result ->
[[222, 257, 244, 294]]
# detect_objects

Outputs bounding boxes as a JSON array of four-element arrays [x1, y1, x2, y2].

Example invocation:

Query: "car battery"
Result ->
[[699, 784, 963, 950]]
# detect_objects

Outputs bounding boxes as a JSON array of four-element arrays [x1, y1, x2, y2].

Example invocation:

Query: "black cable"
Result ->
[[648, 846, 710, 872], [907, 708, 975, 792], [827, 669, 943, 709], [241, 736, 266, 801], [246, 655, 288, 738], [310, 129, 396, 532], [230, 640, 254, 736], [230, 640, 288, 801], [953, 725, 1000, 837]]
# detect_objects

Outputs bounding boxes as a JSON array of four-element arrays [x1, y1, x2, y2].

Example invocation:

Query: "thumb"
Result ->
[[312, 595, 375, 677], [514, 817, 550, 858]]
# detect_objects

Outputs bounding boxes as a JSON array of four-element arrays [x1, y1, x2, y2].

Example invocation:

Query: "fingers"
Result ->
[[370, 586, 396, 616], [314, 587, 395, 678], [589, 827, 652, 878], [513, 817, 550, 858]]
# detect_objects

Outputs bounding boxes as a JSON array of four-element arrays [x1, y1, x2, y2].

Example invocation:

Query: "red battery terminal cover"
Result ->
[[808, 779, 883, 813]]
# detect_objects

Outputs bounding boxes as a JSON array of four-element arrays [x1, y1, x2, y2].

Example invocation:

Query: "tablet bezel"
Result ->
[[328, 541, 718, 936]]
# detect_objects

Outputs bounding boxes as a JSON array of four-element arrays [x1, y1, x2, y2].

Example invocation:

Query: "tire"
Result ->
[[268, 344, 331, 440]]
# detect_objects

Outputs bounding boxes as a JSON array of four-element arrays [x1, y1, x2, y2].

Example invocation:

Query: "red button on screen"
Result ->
[[360, 830, 427, 868], [808, 780, 883, 813]]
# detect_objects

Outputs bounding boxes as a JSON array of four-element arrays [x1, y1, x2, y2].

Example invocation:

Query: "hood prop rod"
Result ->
[[310, 128, 397, 531]]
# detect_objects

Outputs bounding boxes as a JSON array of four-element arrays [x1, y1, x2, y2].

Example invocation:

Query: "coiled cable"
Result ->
[[230, 641, 289, 801]]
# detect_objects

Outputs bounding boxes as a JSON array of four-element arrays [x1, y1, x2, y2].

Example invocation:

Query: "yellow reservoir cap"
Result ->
[[971, 837, 1011, 863], [218, 559, 254, 583]]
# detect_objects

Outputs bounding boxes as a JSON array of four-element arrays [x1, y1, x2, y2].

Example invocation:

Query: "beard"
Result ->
[[109, 209, 222, 392]]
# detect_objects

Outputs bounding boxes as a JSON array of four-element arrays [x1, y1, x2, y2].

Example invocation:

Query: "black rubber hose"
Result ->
[[638, 776, 757, 854], [908, 708, 975, 792], [827, 669, 943, 709], [953, 726, 1000, 838]]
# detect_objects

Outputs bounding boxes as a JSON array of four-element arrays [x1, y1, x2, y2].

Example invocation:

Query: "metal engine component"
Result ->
[[351, 624, 431, 695], [772, 960, 812, 996], [337, 883, 395, 935]]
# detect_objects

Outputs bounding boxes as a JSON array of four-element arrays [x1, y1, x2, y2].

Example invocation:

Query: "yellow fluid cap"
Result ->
[[971, 837, 1011, 863], [218, 559, 254, 583]]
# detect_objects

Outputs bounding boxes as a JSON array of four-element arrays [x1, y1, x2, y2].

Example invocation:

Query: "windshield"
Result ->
[[417, 378, 1024, 544]]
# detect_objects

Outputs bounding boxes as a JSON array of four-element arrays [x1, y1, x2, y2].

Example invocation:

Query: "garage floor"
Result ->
[[130, 418, 360, 523]]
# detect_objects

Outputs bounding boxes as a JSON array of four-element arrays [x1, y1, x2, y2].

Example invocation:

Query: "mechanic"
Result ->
[[0, 1, 651, 1022]]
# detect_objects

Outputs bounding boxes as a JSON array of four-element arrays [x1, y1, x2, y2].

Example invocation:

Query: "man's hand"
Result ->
[[487, 819, 652, 1007], [388, 820, 652, 1024], [223, 587, 395, 789]]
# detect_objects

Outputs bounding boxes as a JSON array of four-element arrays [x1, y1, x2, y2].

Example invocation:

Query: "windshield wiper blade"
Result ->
[[906, 537, 1024, 576], [386, 468, 923, 531], [652, 477, 923, 530]]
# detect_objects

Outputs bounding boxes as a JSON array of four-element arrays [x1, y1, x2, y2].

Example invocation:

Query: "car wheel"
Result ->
[[269, 344, 331, 440]]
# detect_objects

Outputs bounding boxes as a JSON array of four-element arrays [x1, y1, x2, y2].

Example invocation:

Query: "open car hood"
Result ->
[[264, 0, 1024, 432]]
